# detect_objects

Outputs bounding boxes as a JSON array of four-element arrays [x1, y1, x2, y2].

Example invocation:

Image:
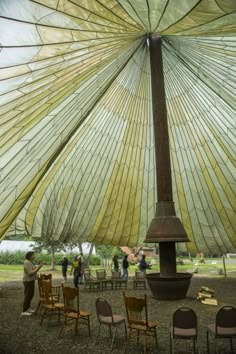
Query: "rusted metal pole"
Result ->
[[149, 35, 172, 202], [145, 34, 189, 276]]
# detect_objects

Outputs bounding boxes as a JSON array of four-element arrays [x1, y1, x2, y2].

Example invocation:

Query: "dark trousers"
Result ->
[[23, 280, 35, 312], [73, 271, 79, 288]]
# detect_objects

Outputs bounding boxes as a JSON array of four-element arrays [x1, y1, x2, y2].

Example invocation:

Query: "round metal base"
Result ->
[[146, 273, 192, 300]]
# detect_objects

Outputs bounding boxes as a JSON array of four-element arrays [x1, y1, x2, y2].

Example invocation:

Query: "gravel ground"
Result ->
[[0, 276, 236, 354]]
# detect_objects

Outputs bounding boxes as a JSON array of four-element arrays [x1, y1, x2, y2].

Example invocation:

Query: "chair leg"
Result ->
[[230, 338, 233, 354], [95, 323, 101, 344], [124, 330, 131, 354], [206, 331, 209, 354], [124, 321, 127, 339], [144, 332, 147, 354], [75, 318, 78, 333], [170, 331, 172, 354], [111, 326, 117, 351], [109, 326, 112, 338], [73, 319, 77, 343], [137, 330, 140, 344], [154, 327, 158, 349], [40, 307, 47, 325], [35, 300, 41, 315], [87, 316, 91, 336], [193, 338, 196, 354], [59, 319, 65, 338]]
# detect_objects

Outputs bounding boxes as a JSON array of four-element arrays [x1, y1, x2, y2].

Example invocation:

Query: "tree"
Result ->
[[31, 240, 66, 270], [95, 245, 124, 268]]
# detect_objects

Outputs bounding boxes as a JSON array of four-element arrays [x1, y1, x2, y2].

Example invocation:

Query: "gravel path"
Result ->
[[0, 276, 236, 353]]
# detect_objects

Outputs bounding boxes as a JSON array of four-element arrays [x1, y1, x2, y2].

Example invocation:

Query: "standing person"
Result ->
[[61, 256, 68, 282], [122, 255, 129, 280], [79, 252, 84, 284], [139, 254, 148, 272], [70, 255, 79, 288], [22, 251, 43, 316], [113, 255, 119, 272]]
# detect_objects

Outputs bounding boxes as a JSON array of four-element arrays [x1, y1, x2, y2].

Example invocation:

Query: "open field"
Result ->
[[1, 258, 236, 282]]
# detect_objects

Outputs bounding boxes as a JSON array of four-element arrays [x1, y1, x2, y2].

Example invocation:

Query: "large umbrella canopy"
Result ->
[[0, 0, 235, 254]]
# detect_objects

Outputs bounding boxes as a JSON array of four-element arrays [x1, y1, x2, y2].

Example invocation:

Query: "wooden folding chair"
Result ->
[[133, 270, 146, 289], [84, 269, 101, 290], [111, 271, 127, 289], [60, 286, 91, 342], [123, 292, 158, 353], [40, 280, 64, 325], [96, 269, 113, 290], [36, 273, 59, 315]]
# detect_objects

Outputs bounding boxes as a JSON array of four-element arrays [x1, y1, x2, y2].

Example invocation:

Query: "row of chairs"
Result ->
[[37, 275, 152, 351], [96, 298, 236, 354], [83, 269, 146, 290], [171, 305, 236, 354], [37, 274, 91, 341], [36, 274, 236, 353]]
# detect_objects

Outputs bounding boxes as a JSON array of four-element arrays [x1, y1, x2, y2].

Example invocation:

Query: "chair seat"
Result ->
[[172, 326, 197, 337], [207, 323, 236, 336], [54, 303, 64, 309], [65, 310, 91, 319], [129, 321, 158, 331], [100, 315, 125, 324]]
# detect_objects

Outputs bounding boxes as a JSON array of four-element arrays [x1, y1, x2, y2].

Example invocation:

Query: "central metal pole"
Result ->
[[144, 35, 189, 277], [149, 35, 173, 202]]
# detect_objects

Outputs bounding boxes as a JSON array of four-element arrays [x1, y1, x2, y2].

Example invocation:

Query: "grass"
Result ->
[[0, 259, 236, 282], [0, 264, 62, 282]]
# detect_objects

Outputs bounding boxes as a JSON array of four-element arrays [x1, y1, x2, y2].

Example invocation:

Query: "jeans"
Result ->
[[122, 268, 128, 280]]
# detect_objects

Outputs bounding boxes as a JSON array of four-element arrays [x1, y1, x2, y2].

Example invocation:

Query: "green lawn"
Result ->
[[0, 259, 235, 282], [0, 264, 62, 282]]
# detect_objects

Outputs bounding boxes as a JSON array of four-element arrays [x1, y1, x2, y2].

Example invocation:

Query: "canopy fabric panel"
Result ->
[[0, 0, 235, 254]]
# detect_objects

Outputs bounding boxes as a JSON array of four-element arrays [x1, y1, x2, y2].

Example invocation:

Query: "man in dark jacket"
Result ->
[[139, 254, 148, 272], [61, 256, 68, 281], [122, 255, 129, 280]]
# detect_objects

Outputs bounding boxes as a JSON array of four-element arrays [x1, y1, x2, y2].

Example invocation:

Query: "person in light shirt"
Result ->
[[22, 251, 43, 316]]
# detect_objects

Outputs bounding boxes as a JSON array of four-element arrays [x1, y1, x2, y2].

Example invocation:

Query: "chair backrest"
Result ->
[[123, 292, 148, 326], [96, 269, 106, 280], [38, 274, 52, 296], [63, 286, 79, 313], [41, 279, 54, 304], [216, 306, 236, 330], [112, 271, 122, 279], [84, 269, 93, 281], [96, 297, 114, 323], [135, 270, 145, 279], [173, 307, 197, 331]]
